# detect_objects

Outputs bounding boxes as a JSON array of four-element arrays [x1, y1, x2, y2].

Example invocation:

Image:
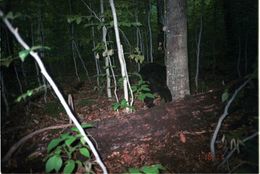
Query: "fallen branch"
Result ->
[[2, 124, 73, 162], [210, 78, 251, 160]]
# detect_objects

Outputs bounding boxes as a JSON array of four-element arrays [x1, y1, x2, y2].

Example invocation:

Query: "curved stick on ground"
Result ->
[[210, 78, 251, 160], [2, 124, 73, 162]]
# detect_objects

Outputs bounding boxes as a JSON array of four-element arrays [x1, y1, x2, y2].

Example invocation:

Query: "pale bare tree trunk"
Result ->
[[109, 0, 133, 112], [165, 0, 190, 100], [100, 0, 112, 99]]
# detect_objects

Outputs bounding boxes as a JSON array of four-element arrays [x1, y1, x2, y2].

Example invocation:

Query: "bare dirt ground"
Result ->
[[1, 79, 258, 173]]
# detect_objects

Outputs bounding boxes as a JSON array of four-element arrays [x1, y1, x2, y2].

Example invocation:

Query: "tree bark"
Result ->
[[165, 0, 190, 100]]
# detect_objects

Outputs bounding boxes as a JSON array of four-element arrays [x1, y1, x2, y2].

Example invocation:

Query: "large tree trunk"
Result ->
[[165, 0, 190, 100], [88, 92, 222, 173]]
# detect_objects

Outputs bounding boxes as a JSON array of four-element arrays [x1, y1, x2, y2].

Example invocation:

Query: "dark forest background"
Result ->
[[0, 0, 258, 173]]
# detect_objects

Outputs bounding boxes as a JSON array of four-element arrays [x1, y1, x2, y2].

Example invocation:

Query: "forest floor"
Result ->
[[1, 77, 258, 173]]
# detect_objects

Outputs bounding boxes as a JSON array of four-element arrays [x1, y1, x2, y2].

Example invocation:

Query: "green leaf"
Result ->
[[109, 21, 114, 27], [145, 93, 155, 98], [141, 166, 159, 174], [112, 102, 120, 111], [19, 49, 30, 61], [71, 123, 93, 132], [60, 133, 71, 140], [221, 90, 229, 102], [79, 147, 90, 158], [76, 17, 82, 24], [152, 164, 166, 170], [26, 90, 33, 96], [45, 155, 63, 173], [120, 99, 128, 108], [47, 138, 62, 153], [142, 87, 151, 92], [132, 22, 142, 27], [131, 86, 137, 92], [54, 147, 62, 155], [138, 95, 146, 102], [65, 136, 77, 146], [80, 137, 86, 145], [128, 168, 141, 174], [81, 123, 93, 129], [63, 160, 76, 174], [31, 45, 51, 51], [6, 12, 21, 19], [75, 160, 83, 167], [67, 17, 73, 23], [0, 57, 16, 67]]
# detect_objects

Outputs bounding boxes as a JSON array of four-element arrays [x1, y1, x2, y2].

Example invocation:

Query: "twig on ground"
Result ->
[[210, 78, 251, 160], [2, 124, 73, 162]]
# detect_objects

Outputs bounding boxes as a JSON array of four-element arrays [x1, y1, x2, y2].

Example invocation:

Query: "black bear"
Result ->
[[139, 63, 172, 107]]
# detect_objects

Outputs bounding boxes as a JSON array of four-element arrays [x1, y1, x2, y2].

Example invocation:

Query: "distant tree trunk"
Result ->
[[100, 0, 112, 99], [195, 0, 204, 91], [156, 0, 165, 59], [165, 0, 190, 100], [147, 0, 153, 62]]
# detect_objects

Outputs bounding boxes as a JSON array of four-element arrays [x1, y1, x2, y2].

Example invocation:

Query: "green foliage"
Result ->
[[45, 155, 62, 173], [109, 21, 142, 27], [221, 89, 229, 102], [67, 15, 84, 25], [45, 124, 93, 173], [70, 123, 92, 132], [5, 11, 21, 19], [129, 47, 144, 64], [127, 164, 166, 174], [18, 50, 30, 61], [131, 77, 155, 102], [102, 48, 114, 58], [18, 46, 51, 61], [15, 85, 47, 102], [114, 73, 155, 110], [0, 56, 19, 67], [112, 99, 134, 111], [92, 42, 105, 54]]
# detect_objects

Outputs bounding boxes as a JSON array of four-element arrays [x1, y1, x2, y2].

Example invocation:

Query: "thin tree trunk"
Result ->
[[135, 8, 141, 71], [0, 72, 10, 117], [244, 32, 248, 74], [195, 16, 203, 90], [157, 0, 165, 59], [237, 37, 241, 78], [72, 40, 91, 82], [109, 0, 133, 112], [101, 0, 112, 99], [212, 0, 217, 78], [14, 65, 23, 95], [68, 0, 80, 81], [147, 0, 153, 62]]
